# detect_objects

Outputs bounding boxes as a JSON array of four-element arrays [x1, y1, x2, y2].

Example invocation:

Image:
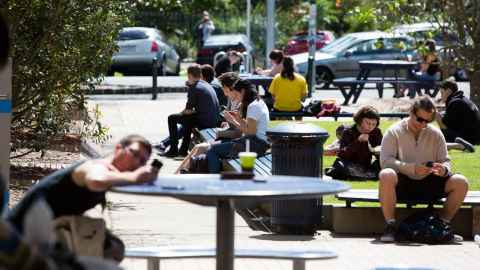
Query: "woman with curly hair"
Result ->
[[326, 106, 383, 180]]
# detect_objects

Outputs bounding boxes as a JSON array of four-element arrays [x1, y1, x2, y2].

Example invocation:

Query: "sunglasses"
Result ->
[[415, 115, 432, 124]]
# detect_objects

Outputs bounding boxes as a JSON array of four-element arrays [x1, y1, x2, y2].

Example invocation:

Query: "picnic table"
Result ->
[[113, 174, 350, 270], [333, 60, 419, 105]]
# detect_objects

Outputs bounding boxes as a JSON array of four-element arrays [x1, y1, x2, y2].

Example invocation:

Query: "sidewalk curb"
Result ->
[[87, 86, 187, 95]]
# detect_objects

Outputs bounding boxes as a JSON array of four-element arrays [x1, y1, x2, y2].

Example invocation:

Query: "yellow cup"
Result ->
[[239, 152, 257, 171]]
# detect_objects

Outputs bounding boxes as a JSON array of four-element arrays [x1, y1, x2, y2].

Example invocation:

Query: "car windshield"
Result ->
[[320, 35, 359, 54], [118, 30, 149, 41]]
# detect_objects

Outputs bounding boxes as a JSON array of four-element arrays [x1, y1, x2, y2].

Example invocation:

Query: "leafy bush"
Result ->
[[3, 0, 130, 153]]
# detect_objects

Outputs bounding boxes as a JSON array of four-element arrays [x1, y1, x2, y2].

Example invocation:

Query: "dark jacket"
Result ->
[[443, 91, 480, 144], [214, 56, 231, 77], [337, 125, 383, 169], [186, 79, 220, 128]]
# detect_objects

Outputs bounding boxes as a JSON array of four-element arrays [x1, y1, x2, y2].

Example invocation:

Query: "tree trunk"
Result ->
[[470, 70, 480, 107]]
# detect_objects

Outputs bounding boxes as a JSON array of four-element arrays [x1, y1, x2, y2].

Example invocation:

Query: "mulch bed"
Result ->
[[8, 149, 81, 208]]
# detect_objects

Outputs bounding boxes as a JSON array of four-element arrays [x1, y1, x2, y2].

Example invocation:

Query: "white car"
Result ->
[[291, 31, 416, 88], [111, 27, 181, 75]]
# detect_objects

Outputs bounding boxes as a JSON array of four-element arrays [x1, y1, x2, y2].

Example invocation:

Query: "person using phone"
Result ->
[[206, 79, 270, 173], [7, 134, 160, 262], [378, 96, 469, 243]]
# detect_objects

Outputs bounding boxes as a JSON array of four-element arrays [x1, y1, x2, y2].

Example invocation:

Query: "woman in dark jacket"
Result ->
[[327, 106, 383, 180]]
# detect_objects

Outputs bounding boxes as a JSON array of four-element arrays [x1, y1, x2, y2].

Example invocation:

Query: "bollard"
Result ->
[[151, 57, 160, 100], [267, 122, 329, 235], [0, 59, 11, 213]]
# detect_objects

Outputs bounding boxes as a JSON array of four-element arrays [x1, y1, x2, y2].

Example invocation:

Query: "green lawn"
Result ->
[[271, 120, 480, 204]]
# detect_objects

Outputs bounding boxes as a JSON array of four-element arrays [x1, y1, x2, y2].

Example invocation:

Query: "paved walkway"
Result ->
[[86, 83, 477, 270]]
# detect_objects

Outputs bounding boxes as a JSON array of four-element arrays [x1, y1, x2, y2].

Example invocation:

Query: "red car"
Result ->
[[284, 31, 335, 55]]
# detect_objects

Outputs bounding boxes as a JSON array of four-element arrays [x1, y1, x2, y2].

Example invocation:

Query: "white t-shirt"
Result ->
[[246, 99, 270, 142]]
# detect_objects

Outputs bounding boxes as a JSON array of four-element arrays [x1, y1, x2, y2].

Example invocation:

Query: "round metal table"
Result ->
[[112, 174, 350, 270]]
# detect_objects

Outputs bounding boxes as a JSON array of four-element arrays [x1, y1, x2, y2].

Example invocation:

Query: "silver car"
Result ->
[[111, 27, 180, 75], [292, 31, 416, 88]]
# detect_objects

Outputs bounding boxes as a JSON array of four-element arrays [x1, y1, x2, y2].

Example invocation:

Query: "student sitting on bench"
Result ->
[[378, 96, 468, 242], [326, 106, 382, 180]]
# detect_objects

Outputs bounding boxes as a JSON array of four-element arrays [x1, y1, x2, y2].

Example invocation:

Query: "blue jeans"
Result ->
[[206, 142, 235, 173]]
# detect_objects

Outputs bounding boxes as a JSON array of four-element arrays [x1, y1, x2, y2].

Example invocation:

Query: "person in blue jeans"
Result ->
[[206, 79, 270, 173]]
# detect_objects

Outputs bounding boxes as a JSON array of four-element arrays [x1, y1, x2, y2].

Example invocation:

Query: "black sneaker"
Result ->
[[159, 148, 178, 158], [380, 223, 396, 243], [455, 137, 475, 153], [154, 142, 167, 151]]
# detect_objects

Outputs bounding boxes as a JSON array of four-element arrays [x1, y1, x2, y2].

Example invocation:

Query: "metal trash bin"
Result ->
[[266, 122, 329, 234]]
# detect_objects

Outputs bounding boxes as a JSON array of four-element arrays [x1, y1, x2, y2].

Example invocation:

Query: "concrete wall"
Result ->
[[0, 59, 11, 209]]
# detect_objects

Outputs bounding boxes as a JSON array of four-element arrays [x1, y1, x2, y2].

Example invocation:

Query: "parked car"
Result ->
[[392, 22, 468, 81], [196, 34, 255, 67], [111, 27, 181, 75], [291, 31, 416, 88], [284, 30, 335, 55]]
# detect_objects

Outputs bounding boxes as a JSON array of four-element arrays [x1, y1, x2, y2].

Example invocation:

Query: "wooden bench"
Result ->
[[332, 77, 439, 105], [125, 246, 337, 270], [225, 153, 272, 176], [335, 189, 480, 236]]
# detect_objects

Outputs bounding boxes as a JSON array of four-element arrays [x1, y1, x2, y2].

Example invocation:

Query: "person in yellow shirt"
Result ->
[[268, 56, 307, 112]]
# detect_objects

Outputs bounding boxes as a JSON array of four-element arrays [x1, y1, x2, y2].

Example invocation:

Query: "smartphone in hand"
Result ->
[[151, 159, 163, 170]]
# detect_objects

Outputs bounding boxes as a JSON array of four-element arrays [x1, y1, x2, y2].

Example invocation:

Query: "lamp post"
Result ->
[[306, 0, 317, 97], [266, 0, 275, 67]]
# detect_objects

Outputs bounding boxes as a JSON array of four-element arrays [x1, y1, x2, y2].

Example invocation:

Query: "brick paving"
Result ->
[[86, 81, 478, 270]]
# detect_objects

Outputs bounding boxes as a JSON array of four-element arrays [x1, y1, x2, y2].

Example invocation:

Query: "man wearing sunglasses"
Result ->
[[378, 96, 469, 242], [435, 79, 479, 153], [7, 134, 160, 262]]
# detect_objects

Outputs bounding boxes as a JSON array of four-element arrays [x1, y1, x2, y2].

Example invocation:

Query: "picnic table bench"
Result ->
[[193, 128, 273, 176], [336, 189, 480, 236], [333, 77, 440, 105], [125, 246, 337, 270]]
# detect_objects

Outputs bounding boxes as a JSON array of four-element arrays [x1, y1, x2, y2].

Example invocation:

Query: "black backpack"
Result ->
[[395, 210, 454, 244]]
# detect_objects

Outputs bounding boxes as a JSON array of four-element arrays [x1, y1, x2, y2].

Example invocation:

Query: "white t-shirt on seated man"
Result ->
[[246, 99, 270, 142]]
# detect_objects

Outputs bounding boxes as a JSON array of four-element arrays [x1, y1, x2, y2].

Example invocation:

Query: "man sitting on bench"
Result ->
[[378, 96, 469, 242], [162, 64, 220, 157]]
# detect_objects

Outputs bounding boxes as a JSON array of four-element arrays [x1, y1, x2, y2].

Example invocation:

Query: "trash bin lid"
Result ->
[[267, 122, 329, 138]]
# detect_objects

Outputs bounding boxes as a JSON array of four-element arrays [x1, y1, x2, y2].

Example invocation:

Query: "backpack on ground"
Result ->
[[395, 210, 454, 244]]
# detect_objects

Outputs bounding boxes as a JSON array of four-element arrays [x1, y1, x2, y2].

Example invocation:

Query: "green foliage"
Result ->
[[4, 0, 129, 153], [371, 0, 480, 105]]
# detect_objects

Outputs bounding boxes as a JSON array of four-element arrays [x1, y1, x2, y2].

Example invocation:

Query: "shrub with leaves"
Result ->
[[3, 0, 130, 154]]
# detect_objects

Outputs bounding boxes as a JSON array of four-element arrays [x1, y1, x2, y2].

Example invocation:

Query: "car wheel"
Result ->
[[315, 67, 333, 89]]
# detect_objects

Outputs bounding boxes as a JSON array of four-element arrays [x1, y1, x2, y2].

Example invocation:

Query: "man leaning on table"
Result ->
[[378, 96, 468, 242], [7, 134, 160, 262]]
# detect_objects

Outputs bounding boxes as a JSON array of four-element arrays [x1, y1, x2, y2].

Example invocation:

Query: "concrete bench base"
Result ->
[[125, 246, 337, 270], [334, 189, 480, 237]]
